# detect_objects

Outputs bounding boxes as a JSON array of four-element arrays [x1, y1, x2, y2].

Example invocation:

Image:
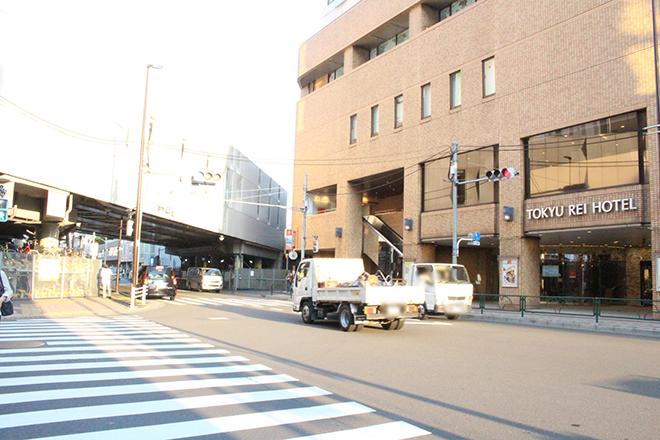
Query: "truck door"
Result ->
[[414, 265, 436, 309], [294, 262, 311, 299]]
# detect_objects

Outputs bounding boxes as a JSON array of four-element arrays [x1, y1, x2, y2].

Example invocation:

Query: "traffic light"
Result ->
[[486, 168, 517, 181], [0, 198, 7, 222], [312, 240, 319, 253], [192, 171, 221, 185]]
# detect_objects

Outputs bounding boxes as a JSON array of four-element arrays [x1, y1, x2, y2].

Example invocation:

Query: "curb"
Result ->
[[462, 312, 660, 338]]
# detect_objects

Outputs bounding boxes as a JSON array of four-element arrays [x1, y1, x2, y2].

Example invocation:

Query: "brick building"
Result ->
[[293, 0, 659, 302]]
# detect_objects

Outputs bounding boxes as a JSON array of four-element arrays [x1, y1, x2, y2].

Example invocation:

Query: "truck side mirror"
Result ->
[[475, 274, 482, 285]]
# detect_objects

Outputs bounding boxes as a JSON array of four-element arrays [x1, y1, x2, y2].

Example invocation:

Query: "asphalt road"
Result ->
[[1, 290, 658, 439], [140, 290, 660, 439]]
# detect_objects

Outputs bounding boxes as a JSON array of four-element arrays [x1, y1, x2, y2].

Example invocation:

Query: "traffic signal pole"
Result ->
[[451, 142, 459, 265], [301, 173, 308, 261]]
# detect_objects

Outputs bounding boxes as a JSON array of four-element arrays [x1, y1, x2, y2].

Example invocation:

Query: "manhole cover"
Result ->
[[0, 341, 47, 349]]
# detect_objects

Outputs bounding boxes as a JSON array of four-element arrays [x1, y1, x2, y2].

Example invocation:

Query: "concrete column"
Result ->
[[343, 46, 369, 74], [409, 3, 438, 37], [39, 222, 60, 241], [336, 181, 362, 258], [403, 164, 435, 263]]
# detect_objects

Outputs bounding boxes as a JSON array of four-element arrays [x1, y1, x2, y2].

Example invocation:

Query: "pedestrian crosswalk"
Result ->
[[0, 316, 430, 439], [172, 294, 292, 311]]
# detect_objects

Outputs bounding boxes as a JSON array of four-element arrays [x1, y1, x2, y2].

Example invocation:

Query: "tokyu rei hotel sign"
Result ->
[[526, 198, 637, 220]]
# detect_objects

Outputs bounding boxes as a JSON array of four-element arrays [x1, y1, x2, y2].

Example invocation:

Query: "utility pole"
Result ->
[[115, 219, 123, 295], [451, 142, 459, 265], [301, 173, 308, 261]]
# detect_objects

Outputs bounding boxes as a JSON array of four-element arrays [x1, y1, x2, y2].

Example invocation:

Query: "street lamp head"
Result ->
[[147, 64, 163, 69]]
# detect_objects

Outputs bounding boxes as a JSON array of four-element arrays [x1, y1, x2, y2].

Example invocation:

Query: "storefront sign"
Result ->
[[526, 198, 637, 220], [501, 259, 518, 288]]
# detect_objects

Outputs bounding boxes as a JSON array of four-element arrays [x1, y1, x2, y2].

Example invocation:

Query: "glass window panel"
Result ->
[[450, 71, 461, 108], [395, 95, 403, 128], [440, 7, 451, 20], [526, 111, 644, 196], [452, 0, 477, 15], [378, 36, 396, 55], [424, 146, 497, 211], [350, 114, 357, 144], [483, 57, 495, 97], [371, 105, 379, 136], [397, 29, 409, 45], [421, 84, 431, 119]]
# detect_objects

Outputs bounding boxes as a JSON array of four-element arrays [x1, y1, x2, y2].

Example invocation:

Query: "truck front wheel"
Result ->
[[338, 304, 357, 332], [301, 301, 315, 324], [418, 304, 428, 320]]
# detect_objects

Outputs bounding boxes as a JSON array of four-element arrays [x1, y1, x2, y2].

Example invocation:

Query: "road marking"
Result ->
[[0, 333, 192, 341], [37, 402, 375, 440], [208, 317, 228, 320], [0, 387, 332, 429], [0, 329, 182, 337], [290, 421, 431, 439], [0, 355, 248, 374], [405, 321, 454, 326], [165, 299, 184, 305], [0, 343, 215, 355], [44, 338, 204, 346], [0, 374, 299, 405], [0, 364, 271, 387], [0, 348, 230, 363], [174, 297, 210, 305]]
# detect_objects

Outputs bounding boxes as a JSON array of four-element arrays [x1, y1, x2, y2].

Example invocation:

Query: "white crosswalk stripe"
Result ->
[[0, 317, 430, 440], [173, 294, 292, 311]]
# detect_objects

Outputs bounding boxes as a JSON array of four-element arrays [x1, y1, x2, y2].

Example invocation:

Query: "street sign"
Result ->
[[474, 232, 480, 242], [288, 250, 298, 260], [468, 241, 481, 246], [285, 229, 293, 251], [0, 198, 8, 222]]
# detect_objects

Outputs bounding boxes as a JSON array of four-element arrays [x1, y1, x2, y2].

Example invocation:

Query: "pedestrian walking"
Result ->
[[101, 264, 112, 299], [0, 269, 14, 321]]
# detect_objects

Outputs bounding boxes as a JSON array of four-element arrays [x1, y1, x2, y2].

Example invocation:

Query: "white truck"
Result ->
[[292, 258, 425, 332], [405, 263, 478, 320]]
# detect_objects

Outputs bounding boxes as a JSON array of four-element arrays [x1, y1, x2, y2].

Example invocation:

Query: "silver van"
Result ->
[[185, 267, 224, 292]]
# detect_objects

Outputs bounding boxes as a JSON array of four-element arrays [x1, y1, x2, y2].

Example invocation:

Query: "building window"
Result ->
[[421, 84, 431, 119], [483, 57, 495, 97], [328, 66, 344, 83], [350, 114, 357, 144], [394, 95, 403, 128], [423, 145, 498, 212], [371, 105, 379, 137], [525, 111, 648, 197], [369, 29, 409, 60], [307, 81, 316, 95], [440, 0, 478, 21], [450, 71, 461, 108]]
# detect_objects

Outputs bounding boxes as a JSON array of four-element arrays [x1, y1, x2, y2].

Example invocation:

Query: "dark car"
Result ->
[[137, 265, 177, 300]]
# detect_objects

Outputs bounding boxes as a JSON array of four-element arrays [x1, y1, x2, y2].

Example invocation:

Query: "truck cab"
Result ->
[[406, 263, 475, 320]]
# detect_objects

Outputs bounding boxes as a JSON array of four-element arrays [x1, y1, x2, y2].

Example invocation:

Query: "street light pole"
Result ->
[[451, 142, 459, 265], [131, 64, 162, 288]]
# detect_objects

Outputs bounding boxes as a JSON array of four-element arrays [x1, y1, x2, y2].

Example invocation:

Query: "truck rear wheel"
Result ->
[[338, 304, 357, 332], [301, 301, 315, 324], [382, 319, 404, 331], [418, 304, 428, 320], [445, 314, 459, 320]]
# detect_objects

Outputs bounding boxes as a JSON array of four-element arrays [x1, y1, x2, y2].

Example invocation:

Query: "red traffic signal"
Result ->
[[486, 168, 516, 181]]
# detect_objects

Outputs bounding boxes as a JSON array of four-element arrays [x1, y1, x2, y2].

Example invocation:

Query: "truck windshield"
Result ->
[[204, 269, 221, 276], [433, 265, 470, 284]]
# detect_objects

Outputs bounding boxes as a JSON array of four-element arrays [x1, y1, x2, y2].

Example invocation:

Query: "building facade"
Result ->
[[293, 0, 659, 302]]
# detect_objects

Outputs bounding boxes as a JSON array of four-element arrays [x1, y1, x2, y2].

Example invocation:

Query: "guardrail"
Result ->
[[130, 285, 148, 309], [476, 294, 660, 323]]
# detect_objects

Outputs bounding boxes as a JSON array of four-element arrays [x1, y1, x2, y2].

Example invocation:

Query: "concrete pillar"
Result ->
[[343, 45, 369, 74], [38, 222, 60, 241], [336, 181, 362, 258], [409, 3, 438, 37], [403, 164, 435, 263]]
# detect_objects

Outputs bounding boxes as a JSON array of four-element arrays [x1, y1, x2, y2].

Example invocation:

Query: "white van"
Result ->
[[405, 263, 478, 320], [185, 267, 224, 292]]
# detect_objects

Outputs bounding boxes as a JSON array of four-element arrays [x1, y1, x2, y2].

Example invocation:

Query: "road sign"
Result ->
[[474, 232, 480, 242], [468, 241, 481, 246], [285, 229, 293, 251], [0, 198, 8, 222], [288, 250, 298, 260]]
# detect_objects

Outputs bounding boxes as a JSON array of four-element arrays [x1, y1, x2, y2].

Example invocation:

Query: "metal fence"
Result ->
[[476, 294, 660, 322], [0, 252, 101, 299], [225, 268, 288, 292]]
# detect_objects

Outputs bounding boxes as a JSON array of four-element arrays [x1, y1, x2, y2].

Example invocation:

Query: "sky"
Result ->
[[0, 0, 322, 203]]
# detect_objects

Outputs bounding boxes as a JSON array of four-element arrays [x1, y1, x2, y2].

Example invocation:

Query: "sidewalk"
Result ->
[[462, 309, 660, 338], [4, 293, 156, 320]]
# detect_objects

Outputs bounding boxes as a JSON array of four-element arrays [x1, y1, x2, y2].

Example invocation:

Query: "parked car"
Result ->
[[137, 265, 177, 300], [185, 267, 223, 292]]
